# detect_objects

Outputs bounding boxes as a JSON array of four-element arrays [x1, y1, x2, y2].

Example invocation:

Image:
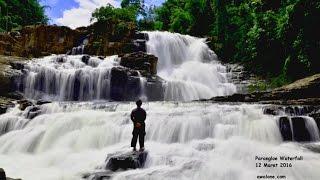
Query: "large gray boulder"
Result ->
[[119, 52, 158, 76], [106, 151, 148, 171], [0, 168, 5, 180], [110, 66, 165, 101]]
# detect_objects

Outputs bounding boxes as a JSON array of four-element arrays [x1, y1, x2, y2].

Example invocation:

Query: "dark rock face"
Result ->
[[133, 40, 147, 52], [0, 168, 21, 180], [25, 106, 41, 119], [0, 168, 6, 180], [209, 73, 320, 105], [18, 99, 33, 111], [0, 106, 7, 115], [110, 67, 138, 101], [120, 52, 158, 76], [0, 98, 15, 115], [263, 105, 319, 116], [0, 25, 82, 57], [83, 151, 148, 179], [134, 32, 149, 41], [81, 55, 90, 65], [0, 24, 142, 58], [110, 66, 164, 101], [262, 105, 320, 142], [291, 117, 311, 142], [106, 151, 148, 171], [263, 106, 283, 116], [279, 117, 293, 141], [9, 62, 25, 70], [36, 100, 51, 105]]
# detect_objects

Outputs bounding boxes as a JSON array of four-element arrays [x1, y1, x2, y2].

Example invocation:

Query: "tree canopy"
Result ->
[[0, 0, 48, 32]]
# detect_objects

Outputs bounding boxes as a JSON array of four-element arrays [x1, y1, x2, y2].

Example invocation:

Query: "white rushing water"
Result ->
[[0, 102, 320, 180], [23, 55, 119, 101], [146, 31, 236, 101], [22, 31, 236, 101], [1, 31, 319, 179]]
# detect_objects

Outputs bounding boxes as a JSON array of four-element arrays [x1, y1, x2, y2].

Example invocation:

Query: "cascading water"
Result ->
[[23, 55, 119, 101], [137, 71, 148, 101], [21, 31, 236, 101], [1, 31, 320, 180], [1, 102, 320, 180], [145, 31, 236, 101]]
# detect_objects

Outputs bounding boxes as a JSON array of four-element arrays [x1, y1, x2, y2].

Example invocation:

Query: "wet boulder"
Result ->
[[291, 117, 311, 142], [0, 105, 7, 115], [0, 168, 21, 180], [0, 98, 14, 115], [81, 55, 90, 65], [120, 52, 158, 75], [134, 32, 149, 40], [9, 62, 25, 70], [278, 116, 312, 142], [36, 100, 51, 105], [25, 106, 41, 119], [110, 66, 165, 101], [279, 116, 293, 141], [18, 99, 33, 111], [0, 168, 5, 180], [106, 151, 148, 171], [110, 67, 141, 101], [263, 106, 283, 115], [133, 40, 147, 52]]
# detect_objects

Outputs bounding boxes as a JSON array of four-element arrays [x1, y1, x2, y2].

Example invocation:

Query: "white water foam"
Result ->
[[146, 31, 236, 101], [22, 31, 236, 101], [1, 102, 320, 180], [23, 55, 119, 101]]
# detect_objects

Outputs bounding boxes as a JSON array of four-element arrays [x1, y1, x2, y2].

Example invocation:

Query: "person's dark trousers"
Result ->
[[131, 127, 145, 148]]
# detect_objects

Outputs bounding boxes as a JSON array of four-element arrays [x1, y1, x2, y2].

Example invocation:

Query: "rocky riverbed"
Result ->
[[207, 73, 320, 105]]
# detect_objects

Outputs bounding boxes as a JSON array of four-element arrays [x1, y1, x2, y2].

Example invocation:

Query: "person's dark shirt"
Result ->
[[131, 107, 146, 125]]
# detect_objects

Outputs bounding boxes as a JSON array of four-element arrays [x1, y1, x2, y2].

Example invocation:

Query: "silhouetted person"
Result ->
[[131, 100, 146, 151]]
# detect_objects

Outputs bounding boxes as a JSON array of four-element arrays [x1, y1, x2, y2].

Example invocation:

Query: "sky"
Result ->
[[40, 0, 164, 29]]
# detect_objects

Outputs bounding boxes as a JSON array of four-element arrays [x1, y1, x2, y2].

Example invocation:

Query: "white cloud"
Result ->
[[56, 0, 119, 29]]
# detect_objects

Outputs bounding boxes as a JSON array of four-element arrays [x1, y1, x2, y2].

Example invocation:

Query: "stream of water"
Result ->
[[0, 32, 319, 180]]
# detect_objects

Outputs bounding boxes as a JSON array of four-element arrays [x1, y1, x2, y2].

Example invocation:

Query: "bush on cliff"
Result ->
[[91, 4, 137, 40]]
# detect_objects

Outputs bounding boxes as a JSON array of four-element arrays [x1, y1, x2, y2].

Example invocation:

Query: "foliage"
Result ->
[[91, 4, 137, 23], [91, 3, 137, 40], [0, 0, 48, 32]]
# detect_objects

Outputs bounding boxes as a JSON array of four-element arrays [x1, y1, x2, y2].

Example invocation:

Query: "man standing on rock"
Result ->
[[131, 99, 146, 151]]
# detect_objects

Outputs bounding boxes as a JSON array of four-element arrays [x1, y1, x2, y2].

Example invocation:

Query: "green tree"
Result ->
[[0, 0, 48, 32]]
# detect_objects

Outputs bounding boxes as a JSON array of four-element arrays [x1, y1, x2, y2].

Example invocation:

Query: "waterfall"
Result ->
[[145, 31, 237, 101], [0, 102, 320, 180], [23, 55, 118, 101], [1, 31, 320, 180], [137, 71, 148, 101], [304, 116, 320, 141], [71, 45, 85, 55], [21, 31, 236, 101]]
